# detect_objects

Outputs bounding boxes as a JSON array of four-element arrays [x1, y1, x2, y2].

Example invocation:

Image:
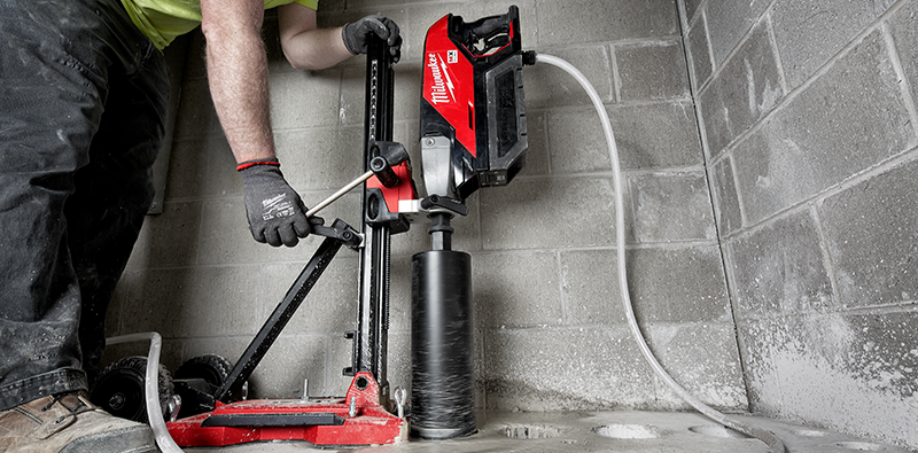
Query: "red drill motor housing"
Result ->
[[420, 6, 528, 202]]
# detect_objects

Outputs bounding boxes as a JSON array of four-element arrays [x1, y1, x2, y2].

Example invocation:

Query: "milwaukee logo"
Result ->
[[427, 52, 455, 105]]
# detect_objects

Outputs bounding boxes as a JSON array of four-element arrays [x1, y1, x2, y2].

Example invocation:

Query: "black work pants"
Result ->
[[0, 0, 169, 410]]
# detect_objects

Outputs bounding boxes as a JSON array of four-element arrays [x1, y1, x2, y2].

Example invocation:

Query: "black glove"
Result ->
[[342, 15, 402, 63], [238, 159, 315, 247]]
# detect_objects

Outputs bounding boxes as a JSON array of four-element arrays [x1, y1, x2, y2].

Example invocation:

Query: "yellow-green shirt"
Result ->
[[121, 0, 319, 50]]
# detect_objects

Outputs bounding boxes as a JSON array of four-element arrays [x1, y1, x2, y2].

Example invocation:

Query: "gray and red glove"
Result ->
[[237, 158, 318, 247], [342, 15, 402, 62]]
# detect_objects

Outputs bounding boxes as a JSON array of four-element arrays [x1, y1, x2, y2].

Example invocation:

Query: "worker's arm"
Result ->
[[278, 3, 402, 70], [201, 0, 312, 247], [200, 0, 273, 163]]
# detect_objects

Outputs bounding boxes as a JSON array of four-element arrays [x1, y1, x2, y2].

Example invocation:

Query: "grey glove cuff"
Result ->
[[238, 160, 311, 247]]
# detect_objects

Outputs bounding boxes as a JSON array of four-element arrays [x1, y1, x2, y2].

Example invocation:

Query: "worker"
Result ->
[[0, 0, 401, 451]]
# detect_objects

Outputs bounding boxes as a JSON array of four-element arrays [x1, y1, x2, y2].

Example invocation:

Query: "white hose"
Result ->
[[106, 332, 185, 453], [535, 53, 785, 453]]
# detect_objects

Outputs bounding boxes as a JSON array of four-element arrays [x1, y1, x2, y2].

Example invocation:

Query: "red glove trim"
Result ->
[[236, 160, 281, 172]]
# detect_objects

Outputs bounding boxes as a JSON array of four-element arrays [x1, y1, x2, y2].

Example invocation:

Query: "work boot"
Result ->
[[0, 391, 158, 453]]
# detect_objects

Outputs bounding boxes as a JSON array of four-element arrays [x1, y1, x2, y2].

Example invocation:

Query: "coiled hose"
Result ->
[[535, 53, 786, 453]]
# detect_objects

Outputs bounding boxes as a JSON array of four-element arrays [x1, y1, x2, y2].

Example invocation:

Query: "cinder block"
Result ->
[[888, 0, 918, 110], [732, 30, 915, 225], [771, 0, 881, 89], [166, 136, 240, 200], [843, 312, 918, 398], [686, 13, 713, 88], [711, 156, 742, 236], [629, 171, 716, 243], [522, 45, 613, 110], [384, 332, 412, 395], [479, 177, 617, 250], [704, 0, 771, 65], [615, 40, 690, 102], [626, 245, 731, 323], [472, 250, 563, 329], [535, 0, 678, 47], [248, 335, 328, 399], [482, 326, 658, 410], [546, 108, 614, 174], [551, 101, 706, 174], [643, 322, 748, 410], [739, 312, 918, 447], [393, 62, 422, 121], [180, 336, 252, 376], [273, 258, 360, 335], [698, 19, 783, 159], [120, 266, 266, 338], [337, 66, 365, 127], [338, 62, 421, 128], [179, 29, 207, 81], [387, 254, 414, 334], [269, 71, 341, 130], [523, 111, 550, 176], [725, 208, 834, 319], [610, 102, 704, 170], [733, 318, 781, 413], [682, 0, 704, 24], [274, 126, 365, 192], [173, 78, 222, 140], [559, 249, 625, 325], [262, 12, 290, 75], [818, 159, 918, 308], [128, 202, 204, 269]]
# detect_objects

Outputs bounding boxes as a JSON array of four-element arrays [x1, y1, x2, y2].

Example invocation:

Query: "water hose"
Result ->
[[534, 53, 786, 453], [106, 332, 185, 453]]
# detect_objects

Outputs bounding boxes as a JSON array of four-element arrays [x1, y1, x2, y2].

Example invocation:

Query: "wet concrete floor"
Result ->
[[184, 410, 912, 452]]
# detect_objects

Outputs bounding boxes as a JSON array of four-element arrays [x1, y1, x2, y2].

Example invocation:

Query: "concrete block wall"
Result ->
[[682, 0, 918, 448], [103, 0, 749, 415]]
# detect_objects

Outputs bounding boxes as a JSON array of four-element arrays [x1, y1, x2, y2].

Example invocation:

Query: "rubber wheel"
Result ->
[[89, 356, 174, 422], [174, 354, 233, 392]]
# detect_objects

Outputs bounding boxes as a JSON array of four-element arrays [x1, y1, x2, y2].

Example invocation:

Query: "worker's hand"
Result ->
[[342, 15, 402, 63], [238, 159, 313, 247]]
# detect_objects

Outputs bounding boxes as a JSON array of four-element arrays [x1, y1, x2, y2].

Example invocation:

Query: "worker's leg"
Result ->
[[0, 0, 167, 410], [0, 0, 167, 450], [69, 38, 169, 384]]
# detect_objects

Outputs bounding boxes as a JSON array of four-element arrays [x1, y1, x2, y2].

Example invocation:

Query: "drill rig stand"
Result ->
[[94, 6, 528, 448], [162, 35, 414, 448]]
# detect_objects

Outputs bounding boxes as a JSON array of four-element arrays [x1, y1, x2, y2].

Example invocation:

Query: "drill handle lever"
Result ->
[[305, 141, 411, 219], [311, 218, 362, 249], [369, 140, 410, 188]]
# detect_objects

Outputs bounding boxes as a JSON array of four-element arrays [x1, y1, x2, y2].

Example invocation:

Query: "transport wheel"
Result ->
[[90, 356, 174, 422], [174, 354, 233, 392]]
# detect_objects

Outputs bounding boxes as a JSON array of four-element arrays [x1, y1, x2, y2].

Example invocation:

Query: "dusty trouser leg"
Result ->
[[0, 0, 168, 412], [71, 47, 169, 385]]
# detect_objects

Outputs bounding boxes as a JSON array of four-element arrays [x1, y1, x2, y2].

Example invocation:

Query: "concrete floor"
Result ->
[[183, 410, 912, 453]]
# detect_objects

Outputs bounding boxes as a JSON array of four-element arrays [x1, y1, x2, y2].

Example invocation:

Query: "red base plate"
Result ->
[[166, 372, 407, 447]]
